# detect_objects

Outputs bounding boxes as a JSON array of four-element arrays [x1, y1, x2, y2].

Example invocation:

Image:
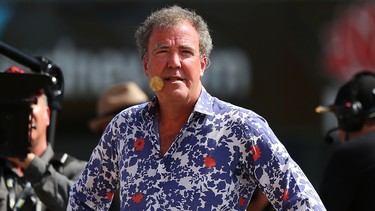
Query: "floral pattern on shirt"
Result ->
[[68, 87, 325, 211]]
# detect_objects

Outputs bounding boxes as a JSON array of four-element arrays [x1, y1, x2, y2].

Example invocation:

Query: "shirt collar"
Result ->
[[143, 86, 215, 119], [194, 86, 215, 116], [41, 144, 54, 163]]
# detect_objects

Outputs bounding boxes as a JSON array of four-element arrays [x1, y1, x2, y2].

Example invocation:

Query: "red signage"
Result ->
[[322, 2, 375, 82]]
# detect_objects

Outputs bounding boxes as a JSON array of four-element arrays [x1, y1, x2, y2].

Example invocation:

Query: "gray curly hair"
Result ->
[[135, 5, 213, 60]]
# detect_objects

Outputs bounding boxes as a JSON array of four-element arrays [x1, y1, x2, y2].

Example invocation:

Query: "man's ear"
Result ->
[[143, 56, 149, 77], [46, 107, 51, 126], [200, 55, 208, 76]]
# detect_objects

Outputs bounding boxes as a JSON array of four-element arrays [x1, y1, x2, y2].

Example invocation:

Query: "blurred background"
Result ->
[[1, 0, 375, 190]]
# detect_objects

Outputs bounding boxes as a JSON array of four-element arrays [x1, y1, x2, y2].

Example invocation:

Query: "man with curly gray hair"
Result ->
[[68, 5, 326, 210], [135, 5, 213, 60]]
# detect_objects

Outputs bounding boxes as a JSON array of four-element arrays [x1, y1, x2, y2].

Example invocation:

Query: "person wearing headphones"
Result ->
[[88, 82, 149, 135], [316, 71, 375, 211]]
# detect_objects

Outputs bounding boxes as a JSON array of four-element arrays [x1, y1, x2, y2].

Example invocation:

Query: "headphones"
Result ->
[[334, 71, 375, 132], [335, 100, 364, 131]]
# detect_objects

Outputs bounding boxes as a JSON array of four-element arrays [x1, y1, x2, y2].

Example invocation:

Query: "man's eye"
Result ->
[[155, 49, 168, 54], [181, 50, 193, 55]]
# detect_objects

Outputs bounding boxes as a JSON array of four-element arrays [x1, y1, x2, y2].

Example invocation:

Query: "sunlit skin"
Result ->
[[144, 21, 207, 106], [7, 94, 50, 175], [143, 21, 207, 155]]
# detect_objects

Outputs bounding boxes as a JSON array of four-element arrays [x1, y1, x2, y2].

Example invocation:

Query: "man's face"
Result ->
[[143, 21, 207, 104], [30, 94, 50, 150]]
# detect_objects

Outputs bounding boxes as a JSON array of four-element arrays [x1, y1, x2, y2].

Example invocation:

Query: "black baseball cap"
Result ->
[[337, 72, 375, 110]]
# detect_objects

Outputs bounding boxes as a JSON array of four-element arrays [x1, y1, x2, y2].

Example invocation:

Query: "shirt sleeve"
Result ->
[[24, 155, 86, 211], [68, 127, 119, 211], [244, 116, 326, 210]]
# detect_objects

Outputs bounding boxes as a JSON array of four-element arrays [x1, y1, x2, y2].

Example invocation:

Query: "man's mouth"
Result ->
[[165, 77, 183, 81]]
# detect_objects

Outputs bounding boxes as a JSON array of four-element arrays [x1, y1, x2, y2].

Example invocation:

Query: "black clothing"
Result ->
[[319, 130, 375, 211]]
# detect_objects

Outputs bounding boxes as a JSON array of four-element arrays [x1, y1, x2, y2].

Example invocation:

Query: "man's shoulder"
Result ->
[[50, 152, 79, 166], [212, 98, 262, 119], [49, 152, 86, 177]]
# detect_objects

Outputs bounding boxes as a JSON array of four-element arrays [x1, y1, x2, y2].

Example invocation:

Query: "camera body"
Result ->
[[0, 72, 53, 158]]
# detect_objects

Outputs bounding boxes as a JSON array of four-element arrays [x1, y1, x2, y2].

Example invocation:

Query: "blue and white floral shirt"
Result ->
[[68, 87, 326, 211]]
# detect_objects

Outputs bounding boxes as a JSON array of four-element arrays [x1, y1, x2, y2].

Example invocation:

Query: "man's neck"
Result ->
[[347, 124, 375, 141]]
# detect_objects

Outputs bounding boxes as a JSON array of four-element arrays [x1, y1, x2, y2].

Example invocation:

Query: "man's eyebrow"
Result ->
[[179, 44, 195, 51], [152, 44, 169, 52], [151, 43, 195, 53]]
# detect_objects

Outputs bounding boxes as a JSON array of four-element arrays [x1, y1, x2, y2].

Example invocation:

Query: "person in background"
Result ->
[[88, 82, 149, 135], [316, 71, 375, 211], [247, 188, 275, 211], [0, 67, 87, 211], [88, 81, 149, 211], [68, 5, 325, 210]]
